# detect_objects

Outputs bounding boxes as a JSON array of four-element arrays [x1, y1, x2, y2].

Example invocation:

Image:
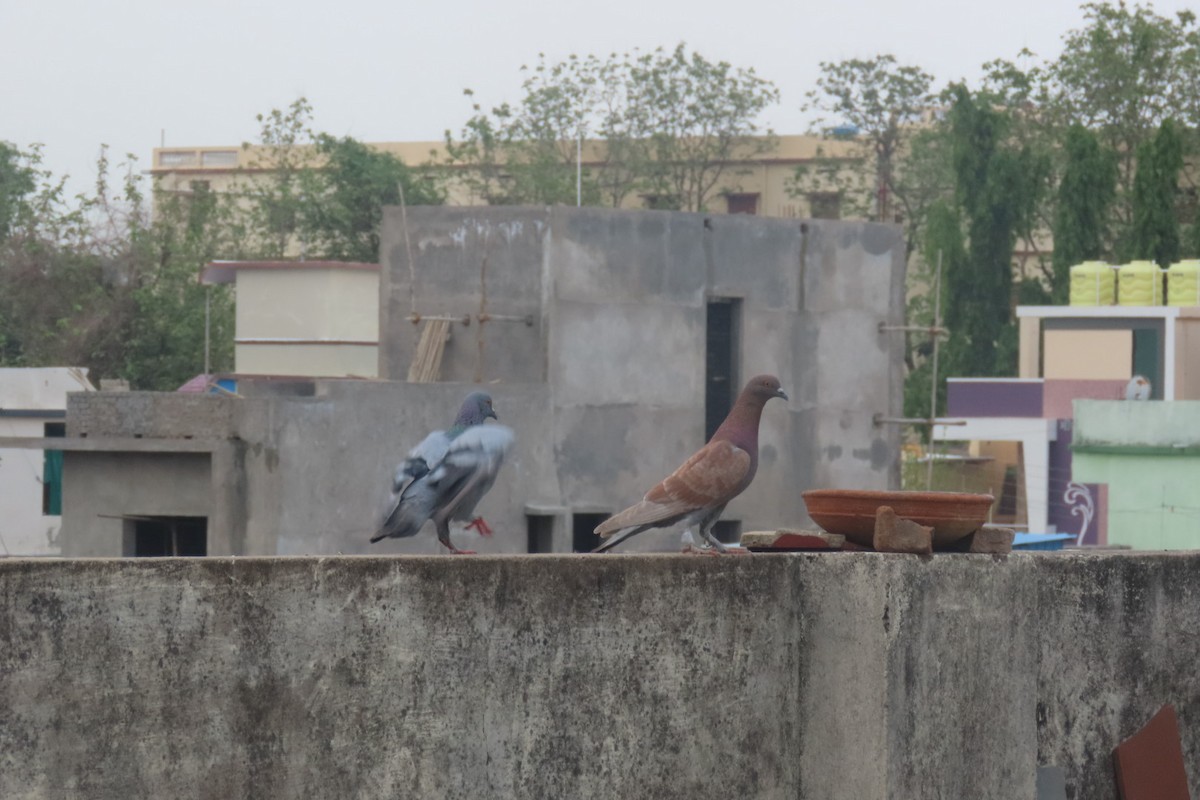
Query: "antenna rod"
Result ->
[[926, 251, 943, 490]]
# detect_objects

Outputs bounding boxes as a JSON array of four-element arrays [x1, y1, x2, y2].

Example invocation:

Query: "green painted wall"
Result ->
[[1072, 452, 1200, 549], [1073, 400, 1200, 549]]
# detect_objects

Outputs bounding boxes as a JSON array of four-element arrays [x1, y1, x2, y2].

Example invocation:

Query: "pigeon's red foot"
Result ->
[[448, 547, 477, 555], [466, 517, 494, 536]]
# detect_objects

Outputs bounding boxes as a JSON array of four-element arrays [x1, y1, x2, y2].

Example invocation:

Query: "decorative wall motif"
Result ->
[[1064, 481, 1095, 546]]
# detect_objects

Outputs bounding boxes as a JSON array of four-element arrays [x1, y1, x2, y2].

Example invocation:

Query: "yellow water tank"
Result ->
[[1167, 260, 1200, 306], [1117, 260, 1164, 306], [1069, 261, 1115, 306]]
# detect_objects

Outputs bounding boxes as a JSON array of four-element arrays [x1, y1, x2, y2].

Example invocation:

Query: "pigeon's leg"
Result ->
[[465, 517, 493, 536], [680, 530, 717, 555], [697, 508, 748, 555], [432, 470, 492, 554], [697, 510, 728, 553], [434, 518, 475, 555]]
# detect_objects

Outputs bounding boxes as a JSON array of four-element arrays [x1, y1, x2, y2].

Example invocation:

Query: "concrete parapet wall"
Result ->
[[67, 392, 242, 440], [2, 553, 1196, 799]]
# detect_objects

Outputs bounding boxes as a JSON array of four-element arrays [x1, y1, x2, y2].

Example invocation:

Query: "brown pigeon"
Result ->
[[593, 374, 788, 553]]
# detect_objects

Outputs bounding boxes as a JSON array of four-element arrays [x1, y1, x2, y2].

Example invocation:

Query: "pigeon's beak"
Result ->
[[488, 409, 498, 420], [775, 388, 789, 401]]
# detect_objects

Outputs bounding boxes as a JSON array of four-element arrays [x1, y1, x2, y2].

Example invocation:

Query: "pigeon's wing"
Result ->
[[372, 478, 440, 542], [595, 439, 751, 537], [372, 430, 452, 543], [393, 430, 451, 493], [428, 425, 515, 522]]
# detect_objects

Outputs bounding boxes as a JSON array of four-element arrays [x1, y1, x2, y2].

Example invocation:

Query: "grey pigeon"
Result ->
[[371, 392, 514, 554], [593, 375, 787, 553]]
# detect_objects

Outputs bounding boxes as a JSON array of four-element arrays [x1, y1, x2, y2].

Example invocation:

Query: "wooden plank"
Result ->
[[407, 319, 452, 383]]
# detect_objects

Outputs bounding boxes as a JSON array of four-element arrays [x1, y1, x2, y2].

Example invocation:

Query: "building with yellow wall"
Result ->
[[150, 135, 859, 221]]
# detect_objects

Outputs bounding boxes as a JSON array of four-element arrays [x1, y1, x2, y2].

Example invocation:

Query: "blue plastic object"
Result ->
[[1012, 533, 1074, 551]]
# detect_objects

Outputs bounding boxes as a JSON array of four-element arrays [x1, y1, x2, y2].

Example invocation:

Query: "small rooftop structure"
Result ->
[[201, 260, 380, 379]]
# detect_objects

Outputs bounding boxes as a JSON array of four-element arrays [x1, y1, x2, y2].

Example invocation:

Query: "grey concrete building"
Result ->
[[48, 207, 905, 556]]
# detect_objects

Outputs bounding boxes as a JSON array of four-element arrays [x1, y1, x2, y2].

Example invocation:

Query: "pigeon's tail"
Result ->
[[591, 524, 653, 553], [370, 487, 435, 544]]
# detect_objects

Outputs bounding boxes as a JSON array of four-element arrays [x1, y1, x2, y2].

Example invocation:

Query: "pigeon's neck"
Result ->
[[711, 397, 767, 457], [446, 421, 474, 440]]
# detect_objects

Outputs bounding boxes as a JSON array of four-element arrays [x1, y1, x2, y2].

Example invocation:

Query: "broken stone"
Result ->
[[873, 506, 933, 554], [951, 525, 1015, 554]]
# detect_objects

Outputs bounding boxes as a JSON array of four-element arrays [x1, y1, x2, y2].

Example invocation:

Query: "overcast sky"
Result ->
[[2, 0, 1194, 198]]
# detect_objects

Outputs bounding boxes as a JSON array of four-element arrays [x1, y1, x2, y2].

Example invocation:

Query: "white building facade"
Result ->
[[0, 368, 94, 555]]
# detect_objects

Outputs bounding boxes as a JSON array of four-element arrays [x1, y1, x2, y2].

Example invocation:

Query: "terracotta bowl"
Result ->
[[801, 489, 995, 548]]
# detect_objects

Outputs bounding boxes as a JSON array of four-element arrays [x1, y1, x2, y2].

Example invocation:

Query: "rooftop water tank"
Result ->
[[1069, 261, 1115, 306], [1167, 260, 1200, 306], [1117, 260, 1163, 306]]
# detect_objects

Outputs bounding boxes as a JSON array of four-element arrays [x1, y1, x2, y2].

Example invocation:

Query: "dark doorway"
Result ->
[[42, 422, 65, 515], [706, 298, 741, 440], [527, 514, 555, 553], [572, 512, 609, 553], [1132, 328, 1162, 399], [129, 516, 208, 557]]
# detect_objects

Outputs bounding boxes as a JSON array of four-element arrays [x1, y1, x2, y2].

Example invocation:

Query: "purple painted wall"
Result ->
[[946, 380, 1043, 418]]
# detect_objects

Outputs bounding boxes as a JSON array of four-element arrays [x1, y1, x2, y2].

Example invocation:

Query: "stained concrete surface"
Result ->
[[1, 552, 1195, 799]]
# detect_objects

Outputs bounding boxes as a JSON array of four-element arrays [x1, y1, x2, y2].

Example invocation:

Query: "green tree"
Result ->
[[1127, 118, 1184, 265], [446, 44, 780, 211], [1050, 124, 1118, 300], [944, 85, 1048, 378], [125, 172, 237, 389], [626, 44, 780, 211], [0, 144, 237, 389], [240, 99, 445, 261], [1047, 2, 1199, 238], [0, 146, 135, 375], [239, 98, 320, 257], [0, 141, 38, 242], [797, 55, 937, 231], [300, 134, 444, 262], [903, 200, 966, 422]]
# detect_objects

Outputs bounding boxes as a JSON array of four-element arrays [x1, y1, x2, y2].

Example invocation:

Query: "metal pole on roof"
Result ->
[[926, 252, 943, 491], [204, 286, 211, 380]]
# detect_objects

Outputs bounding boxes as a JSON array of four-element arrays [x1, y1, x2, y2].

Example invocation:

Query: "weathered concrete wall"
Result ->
[[1, 553, 1196, 799], [236, 381, 560, 556], [61, 452, 214, 556], [380, 208, 548, 384], [378, 207, 906, 546], [1036, 554, 1200, 798], [68, 391, 240, 440]]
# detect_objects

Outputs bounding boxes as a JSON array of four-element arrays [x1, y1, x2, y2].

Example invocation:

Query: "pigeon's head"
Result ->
[[457, 391, 498, 426], [745, 374, 788, 404]]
